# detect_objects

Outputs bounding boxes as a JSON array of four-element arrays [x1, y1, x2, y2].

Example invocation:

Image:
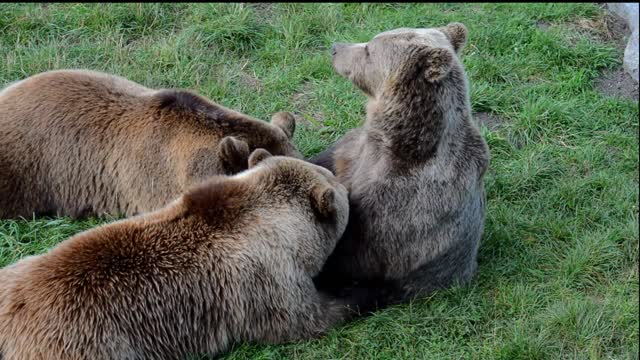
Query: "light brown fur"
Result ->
[[0, 150, 353, 360], [0, 70, 301, 219]]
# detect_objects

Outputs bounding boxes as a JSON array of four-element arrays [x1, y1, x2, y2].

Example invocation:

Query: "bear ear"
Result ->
[[270, 111, 296, 139], [218, 136, 250, 172], [410, 46, 453, 82], [425, 47, 454, 81], [439, 22, 468, 54], [248, 148, 273, 168], [310, 184, 336, 218]]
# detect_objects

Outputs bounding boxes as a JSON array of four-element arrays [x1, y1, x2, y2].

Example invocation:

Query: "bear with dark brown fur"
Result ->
[[0, 149, 353, 360], [0, 69, 301, 219], [312, 23, 491, 308]]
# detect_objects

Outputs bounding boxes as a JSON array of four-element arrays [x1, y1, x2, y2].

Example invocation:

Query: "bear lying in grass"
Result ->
[[0, 149, 354, 360], [312, 23, 491, 308], [0, 70, 301, 219]]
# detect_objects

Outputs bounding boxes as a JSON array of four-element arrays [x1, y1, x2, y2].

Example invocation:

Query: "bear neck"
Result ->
[[366, 69, 469, 166]]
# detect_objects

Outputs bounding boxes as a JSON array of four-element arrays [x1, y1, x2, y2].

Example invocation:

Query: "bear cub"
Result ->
[[0, 70, 301, 218], [0, 149, 353, 360], [312, 23, 490, 308]]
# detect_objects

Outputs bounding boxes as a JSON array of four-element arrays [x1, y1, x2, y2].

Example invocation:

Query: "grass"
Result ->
[[0, 3, 638, 359]]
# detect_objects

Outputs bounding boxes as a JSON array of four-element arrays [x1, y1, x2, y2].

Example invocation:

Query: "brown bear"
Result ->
[[311, 23, 491, 308], [0, 69, 301, 219], [0, 149, 355, 360]]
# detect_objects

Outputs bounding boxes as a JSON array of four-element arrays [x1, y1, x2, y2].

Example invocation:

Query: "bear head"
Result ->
[[184, 149, 349, 277], [331, 22, 468, 98]]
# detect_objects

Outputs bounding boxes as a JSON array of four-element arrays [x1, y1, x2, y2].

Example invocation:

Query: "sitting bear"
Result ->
[[0, 70, 301, 218], [312, 23, 490, 308], [0, 149, 354, 360]]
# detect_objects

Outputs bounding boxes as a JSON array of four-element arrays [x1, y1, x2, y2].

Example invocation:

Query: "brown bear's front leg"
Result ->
[[309, 144, 338, 174], [248, 281, 356, 345], [308, 127, 364, 175]]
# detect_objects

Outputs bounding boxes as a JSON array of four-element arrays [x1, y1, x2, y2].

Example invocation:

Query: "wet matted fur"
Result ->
[[0, 70, 301, 219], [312, 23, 490, 308], [0, 150, 354, 360]]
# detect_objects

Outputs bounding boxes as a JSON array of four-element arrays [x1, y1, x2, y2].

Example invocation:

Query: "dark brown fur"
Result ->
[[0, 150, 352, 360], [312, 24, 491, 308], [0, 70, 301, 219]]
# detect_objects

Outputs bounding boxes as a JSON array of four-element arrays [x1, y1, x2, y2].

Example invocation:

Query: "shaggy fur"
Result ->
[[312, 23, 491, 308], [0, 150, 353, 360], [0, 70, 301, 219]]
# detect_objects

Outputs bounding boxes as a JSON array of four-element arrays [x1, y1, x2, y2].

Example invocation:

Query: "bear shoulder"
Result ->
[[150, 89, 222, 116], [147, 89, 265, 132]]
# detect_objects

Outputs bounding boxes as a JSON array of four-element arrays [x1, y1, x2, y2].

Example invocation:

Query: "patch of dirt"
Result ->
[[238, 71, 262, 90], [246, 2, 274, 13], [291, 82, 325, 126], [576, 12, 629, 50], [537, 12, 629, 50], [245, 3, 277, 23], [231, 59, 262, 90], [539, 7, 638, 100], [594, 4, 639, 101], [536, 20, 551, 32], [473, 112, 505, 131], [594, 68, 639, 101]]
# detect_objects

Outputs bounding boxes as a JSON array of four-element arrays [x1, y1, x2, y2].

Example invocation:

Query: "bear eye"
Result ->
[[364, 45, 370, 57]]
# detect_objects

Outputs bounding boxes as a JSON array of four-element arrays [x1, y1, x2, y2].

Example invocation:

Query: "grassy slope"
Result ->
[[0, 3, 637, 359]]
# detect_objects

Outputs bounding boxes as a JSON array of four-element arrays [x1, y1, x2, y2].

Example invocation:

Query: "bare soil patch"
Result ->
[[594, 68, 639, 101], [537, 6, 638, 100], [291, 82, 325, 126], [537, 11, 629, 50]]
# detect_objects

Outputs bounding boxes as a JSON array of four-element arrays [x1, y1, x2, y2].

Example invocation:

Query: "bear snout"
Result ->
[[331, 43, 347, 56]]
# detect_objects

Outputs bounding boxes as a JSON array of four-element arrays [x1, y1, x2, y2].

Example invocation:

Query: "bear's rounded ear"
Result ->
[[310, 184, 336, 218], [398, 45, 454, 84], [270, 111, 296, 139], [439, 22, 468, 54], [421, 47, 454, 82], [218, 136, 250, 172], [248, 148, 272, 168]]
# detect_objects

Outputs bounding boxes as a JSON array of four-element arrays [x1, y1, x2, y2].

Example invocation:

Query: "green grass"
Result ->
[[1, 3, 638, 359]]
